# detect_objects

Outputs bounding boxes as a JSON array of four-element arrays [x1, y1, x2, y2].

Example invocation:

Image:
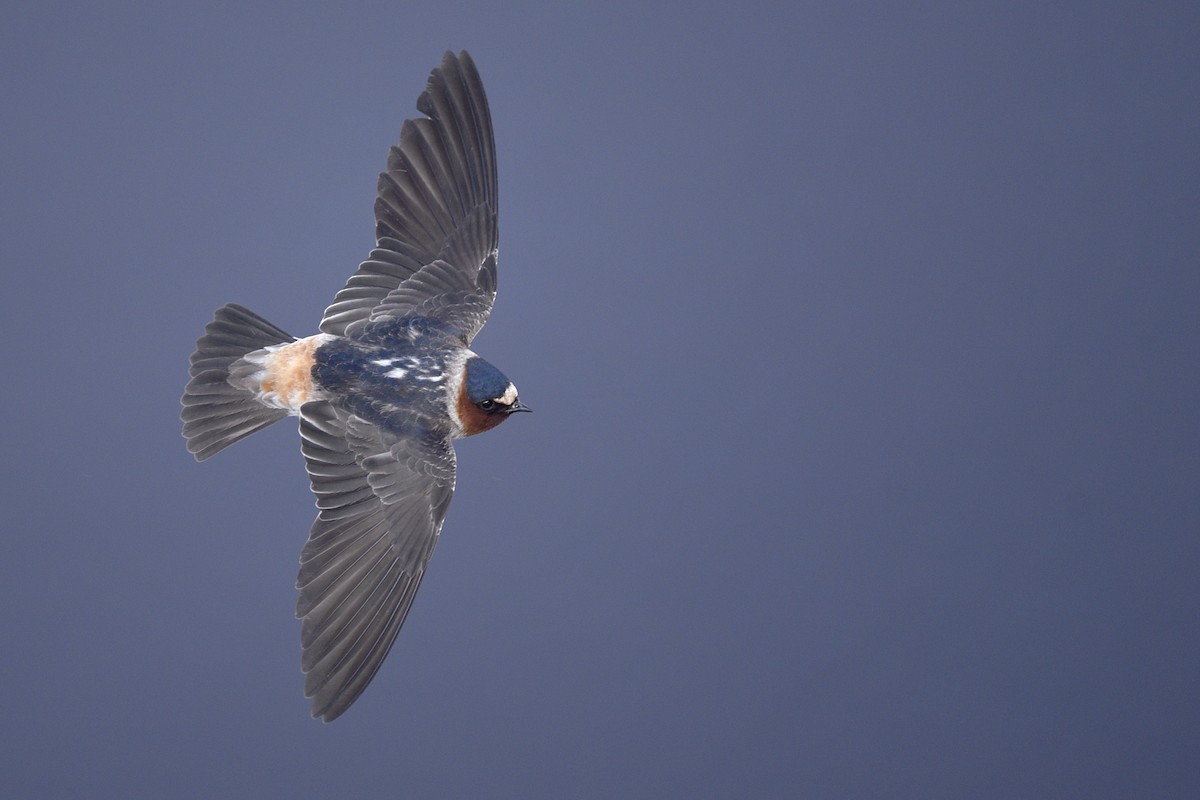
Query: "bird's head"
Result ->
[[455, 355, 530, 436]]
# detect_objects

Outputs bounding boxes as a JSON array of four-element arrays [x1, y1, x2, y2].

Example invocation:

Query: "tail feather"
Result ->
[[182, 304, 296, 461]]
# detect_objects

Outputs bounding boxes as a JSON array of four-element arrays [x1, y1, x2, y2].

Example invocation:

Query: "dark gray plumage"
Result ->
[[297, 50, 499, 721], [182, 305, 294, 461], [182, 51, 523, 723]]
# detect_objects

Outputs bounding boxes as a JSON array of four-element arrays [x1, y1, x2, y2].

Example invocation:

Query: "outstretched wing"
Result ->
[[320, 50, 498, 344], [297, 401, 455, 722]]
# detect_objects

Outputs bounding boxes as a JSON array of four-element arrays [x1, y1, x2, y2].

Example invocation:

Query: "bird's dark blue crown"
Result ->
[[464, 357, 511, 403]]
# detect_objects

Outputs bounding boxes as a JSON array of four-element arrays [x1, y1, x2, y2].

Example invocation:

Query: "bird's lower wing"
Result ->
[[296, 401, 455, 721]]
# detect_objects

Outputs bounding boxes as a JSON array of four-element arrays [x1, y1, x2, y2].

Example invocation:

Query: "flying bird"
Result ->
[[181, 51, 527, 721]]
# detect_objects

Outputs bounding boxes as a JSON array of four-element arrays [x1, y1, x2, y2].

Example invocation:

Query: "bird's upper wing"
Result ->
[[320, 50, 498, 345], [296, 401, 455, 722]]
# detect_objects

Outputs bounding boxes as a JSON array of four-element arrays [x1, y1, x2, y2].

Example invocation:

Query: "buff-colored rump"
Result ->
[[257, 335, 328, 413]]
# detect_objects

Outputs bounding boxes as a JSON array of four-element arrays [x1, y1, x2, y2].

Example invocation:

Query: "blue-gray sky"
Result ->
[[2, 2, 1197, 797]]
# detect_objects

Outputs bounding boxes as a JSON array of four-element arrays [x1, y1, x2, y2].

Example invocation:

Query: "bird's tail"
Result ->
[[182, 303, 296, 461]]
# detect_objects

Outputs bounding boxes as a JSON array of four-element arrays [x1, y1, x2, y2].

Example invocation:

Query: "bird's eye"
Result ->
[[478, 399, 497, 412]]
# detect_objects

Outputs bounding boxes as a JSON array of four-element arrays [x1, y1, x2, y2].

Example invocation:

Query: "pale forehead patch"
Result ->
[[497, 383, 518, 405]]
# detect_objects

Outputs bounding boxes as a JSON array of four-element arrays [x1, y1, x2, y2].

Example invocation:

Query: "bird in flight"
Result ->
[[181, 50, 527, 721]]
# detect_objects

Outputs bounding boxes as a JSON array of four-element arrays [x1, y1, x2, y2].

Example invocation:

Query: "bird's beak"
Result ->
[[508, 402, 532, 414]]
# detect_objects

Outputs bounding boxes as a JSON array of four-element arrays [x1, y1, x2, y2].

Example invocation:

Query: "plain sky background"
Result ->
[[2, 2, 1197, 797]]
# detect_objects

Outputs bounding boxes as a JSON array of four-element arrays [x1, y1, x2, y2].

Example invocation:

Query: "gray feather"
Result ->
[[296, 401, 455, 722], [181, 304, 293, 460], [319, 51, 498, 342]]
